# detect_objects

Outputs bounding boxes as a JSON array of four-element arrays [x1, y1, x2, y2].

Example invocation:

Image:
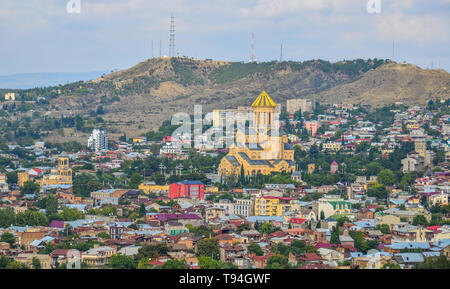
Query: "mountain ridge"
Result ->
[[3, 57, 449, 141]]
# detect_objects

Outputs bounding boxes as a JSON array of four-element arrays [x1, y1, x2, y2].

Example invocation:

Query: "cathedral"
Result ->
[[218, 91, 296, 176], [39, 155, 73, 186]]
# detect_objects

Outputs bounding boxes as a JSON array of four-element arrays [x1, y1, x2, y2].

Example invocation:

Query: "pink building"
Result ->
[[305, 121, 320, 136], [330, 161, 339, 174]]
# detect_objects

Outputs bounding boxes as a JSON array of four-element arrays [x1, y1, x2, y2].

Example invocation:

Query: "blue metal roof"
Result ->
[[395, 253, 424, 263], [246, 216, 284, 223], [180, 180, 204, 185], [388, 242, 430, 250]]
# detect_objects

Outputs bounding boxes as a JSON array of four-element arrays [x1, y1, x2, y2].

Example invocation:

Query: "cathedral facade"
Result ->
[[39, 156, 73, 186], [218, 91, 296, 176]]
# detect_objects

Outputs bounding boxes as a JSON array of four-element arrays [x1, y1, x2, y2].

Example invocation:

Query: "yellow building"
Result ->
[[406, 122, 420, 130], [133, 137, 147, 143], [415, 139, 426, 158], [138, 183, 169, 194], [4, 92, 16, 101], [254, 196, 299, 216], [218, 91, 295, 176], [18, 171, 30, 187], [307, 163, 316, 174], [322, 142, 342, 152], [39, 157, 72, 186]]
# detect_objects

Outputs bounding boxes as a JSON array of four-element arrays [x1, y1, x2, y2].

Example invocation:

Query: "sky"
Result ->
[[0, 0, 449, 75]]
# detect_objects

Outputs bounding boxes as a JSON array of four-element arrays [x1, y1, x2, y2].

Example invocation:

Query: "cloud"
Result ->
[[0, 0, 449, 74], [239, 0, 332, 17], [376, 13, 449, 43]]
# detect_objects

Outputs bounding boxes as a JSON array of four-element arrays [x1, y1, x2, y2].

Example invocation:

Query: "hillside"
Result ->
[[1, 57, 449, 143], [316, 63, 450, 107]]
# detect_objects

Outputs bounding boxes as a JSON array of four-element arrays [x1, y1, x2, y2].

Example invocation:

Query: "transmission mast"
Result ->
[[169, 15, 176, 57], [280, 44, 283, 62], [250, 32, 256, 63]]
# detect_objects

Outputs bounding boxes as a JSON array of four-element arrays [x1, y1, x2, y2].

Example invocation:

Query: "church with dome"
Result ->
[[218, 91, 296, 176]]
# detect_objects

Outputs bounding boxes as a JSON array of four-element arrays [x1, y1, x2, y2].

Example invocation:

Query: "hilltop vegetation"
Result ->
[[0, 57, 448, 143]]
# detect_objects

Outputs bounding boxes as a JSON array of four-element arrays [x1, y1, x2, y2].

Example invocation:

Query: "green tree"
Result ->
[[198, 256, 223, 269], [356, 141, 371, 153], [31, 257, 41, 269], [186, 225, 215, 237], [1, 232, 16, 247], [412, 215, 428, 226], [367, 185, 389, 200], [6, 261, 28, 269], [382, 262, 401, 269], [20, 181, 40, 195], [261, 222, 275, 236], [375, 224, 390, 234], [109, 254, 136, 269], [60, 208, 84, 221], [418, 256, 450, 269], [97, 232, 111, 239], [271, 242, 290, 256], [366, 162, 383, 176], [247, 243, 264, 256], [43, 195, 59, 216], [129, 172, 143, 189], [377, 169, 396, 186], [135, 243, 168, 261], [163, 259, 189, 269], [290, 240, 318, 254], [73, 173, 101, 197], [237, 223, 250, 233], [0, 255, 11, 269], [139, 203, 147, 218], [196, 238, 220, 260], [101, 205, 118, 216], [330, 226, 341, 245], [265, 254, 289, 269]]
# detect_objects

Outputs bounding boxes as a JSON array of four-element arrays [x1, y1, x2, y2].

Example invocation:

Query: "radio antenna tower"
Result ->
[[280, 44, 283, 62], [392, 40, 395, 61], [159, 40, 162, 58], [250, 32, 256, 63], [169, 15, 176, 57], [151, 40, 154, 58]]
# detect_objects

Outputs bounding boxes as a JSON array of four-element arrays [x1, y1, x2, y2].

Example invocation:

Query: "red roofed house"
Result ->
[[252, 253, 275, 269], [289, 218, 307, 229]]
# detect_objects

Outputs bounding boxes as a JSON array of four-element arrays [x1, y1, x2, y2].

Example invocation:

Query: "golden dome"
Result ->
[[251, 91, 276, 108]]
